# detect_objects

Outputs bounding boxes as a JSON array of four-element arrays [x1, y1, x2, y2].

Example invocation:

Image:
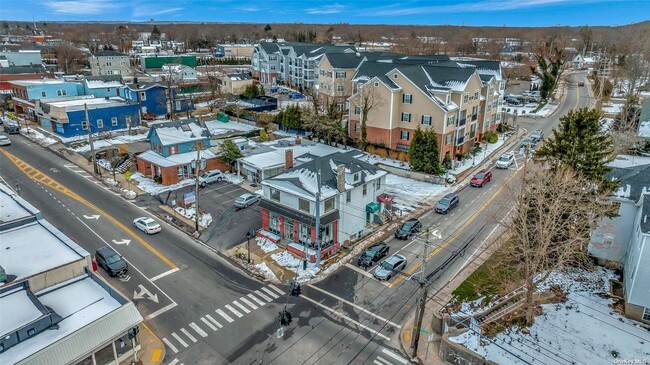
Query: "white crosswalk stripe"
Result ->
[[268, 284, 285, 295], [205, 314, 223, 328], [216, 308, 234, 323], [239, 296, 258, 310], [189, 322, 208, 338], [225, 304, 243, 318], [260, 286, 279, 299], [162, 338, 179, 354], [232, 300, 251, 314], [171, 332, 189, 348], [381, 348, 408, 364], [374, 357, 392, 365], [180, 328, 197, 343], [166, 357, 180, 365], [200, 316, 218, 331], [247, 293, 266, 306], [254, 289, 272, 302]]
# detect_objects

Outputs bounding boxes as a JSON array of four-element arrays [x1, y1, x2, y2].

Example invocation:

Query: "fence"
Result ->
[[377, 163, 447, 185]]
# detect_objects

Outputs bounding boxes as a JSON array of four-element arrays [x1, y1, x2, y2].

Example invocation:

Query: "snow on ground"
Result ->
[[600, 118, 615, 133], [638, 120, 650, 138], [450, 267, 650, 365], [103, 178, 118, 186], [602, 102, 624, 115], [253, 262, 278, 282], [120, 189, 137, 199], [256, 237, 279, 253], [270, 250, 320, 282], [174, 205, 213, 228], [70, 132, 148, 152], [254, 189, 263, 196], [448, 139, 506, 176], [608, 154, 650, 168], [225, 100, 257, 108], [360, 154, 411, 170], [502, 102, 557, 118], [20, 128, 58, 146], [223, 172, 243, 184], [204, 120, 259, 137], [384, 174, 451, 212], [130, 172, 194, 195]]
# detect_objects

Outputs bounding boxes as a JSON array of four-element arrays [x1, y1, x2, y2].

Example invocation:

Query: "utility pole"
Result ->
[[193, 142, 204, 233], [410, 228, 430, 359], [84, 103, 99, 176], [315, 169, 322, 268]]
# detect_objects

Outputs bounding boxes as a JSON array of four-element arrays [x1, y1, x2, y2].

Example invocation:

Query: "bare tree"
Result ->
[[55, 42, 85, 74], [611, 93, 642, 155], [355, 81, 384, 151]]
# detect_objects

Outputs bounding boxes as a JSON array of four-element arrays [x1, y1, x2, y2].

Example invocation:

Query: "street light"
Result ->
[[246, 231, 252, 264]]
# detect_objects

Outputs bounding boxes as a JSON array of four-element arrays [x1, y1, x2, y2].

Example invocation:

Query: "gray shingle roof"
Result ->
[[93, 50, 127, 57], [325, 52, 367, 69], [609, 164, 650, 203], [259, 42, 280, 54], [0, 65, 47, 74]]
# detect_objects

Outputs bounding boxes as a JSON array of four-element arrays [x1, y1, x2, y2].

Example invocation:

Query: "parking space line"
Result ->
[[247, 293, 266, 306], [149, 268, 180, 282], [260, 286, 279, 299], [205, 314, 223, 328], [162, 338, 179, 353], [200, 317, 218, 331], [171, 332, 189, 348], [189, 322, 208, 338], [180, 328, 197, 343], [225, 304, 244, 318], [239, 296, 258, 310], [232, 300, 251, 314]]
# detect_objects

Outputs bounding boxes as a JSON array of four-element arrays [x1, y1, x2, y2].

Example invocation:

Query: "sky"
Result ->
[[2, 0, 649, 27]]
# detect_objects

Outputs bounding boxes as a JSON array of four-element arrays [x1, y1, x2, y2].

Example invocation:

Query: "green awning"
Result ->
[[366, 202, 380, 213]]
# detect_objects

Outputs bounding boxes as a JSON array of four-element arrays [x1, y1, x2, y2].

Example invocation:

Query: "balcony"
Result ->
[[458, 118, 467, 126]]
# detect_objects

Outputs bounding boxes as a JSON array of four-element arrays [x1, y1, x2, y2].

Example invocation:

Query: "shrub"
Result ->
[[484, 131, 499, 144]]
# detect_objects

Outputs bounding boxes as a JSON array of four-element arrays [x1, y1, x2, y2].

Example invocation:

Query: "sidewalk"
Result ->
[[128, 322, 166, 365]]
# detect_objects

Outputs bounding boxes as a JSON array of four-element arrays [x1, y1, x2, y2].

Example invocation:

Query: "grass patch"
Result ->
[[531, 102, 547, 113]]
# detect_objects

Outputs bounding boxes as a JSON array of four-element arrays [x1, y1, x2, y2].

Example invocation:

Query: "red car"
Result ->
[[470, 169, 492, 187]]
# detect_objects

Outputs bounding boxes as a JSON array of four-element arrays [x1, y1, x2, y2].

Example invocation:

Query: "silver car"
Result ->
[[198, 169, 224, 187], [373, 254, 407, 281], [234, 193, 260, 209], [0, 135, 10, 146]]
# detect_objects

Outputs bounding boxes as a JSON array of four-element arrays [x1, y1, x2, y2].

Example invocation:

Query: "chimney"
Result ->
[[295, 135, 301, 145], [337, 164, 346, 192], [285, 149, 293, 170]]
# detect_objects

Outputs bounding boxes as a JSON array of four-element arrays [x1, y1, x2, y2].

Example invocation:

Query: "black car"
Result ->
[[357, 242, 390, 268], [3, 123, 20, 134], [395, 218, 422, 240], [435, 193, 460, 214], [95, 246, 128, 277]]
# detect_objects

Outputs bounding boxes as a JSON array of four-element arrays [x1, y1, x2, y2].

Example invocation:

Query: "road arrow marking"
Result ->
[[119, 274, 131, 282], [83, 214, 101, 220], [133, 284, 159, 303], [112, 239, 131, 245], [49, 168, 59, 173]]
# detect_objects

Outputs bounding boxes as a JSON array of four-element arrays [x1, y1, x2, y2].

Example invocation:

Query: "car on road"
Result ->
[[0, 135, 10, 146], [373, 254, 407, 281], [395, 218, 422, 239], [530, 129, 544, 143], [496, 153, 515, 169], [3, 122, 20, 134], [199, 169, 224, 187], [520, 137, 537, 152], [470, 169, 493, 187], [357, 242, 389, 268], [235, 193, 260, 209], [435, 193, 460, 214], [578, 81, 585, 87], [133, 217, 162, 234], [95, 246, 128, 277]]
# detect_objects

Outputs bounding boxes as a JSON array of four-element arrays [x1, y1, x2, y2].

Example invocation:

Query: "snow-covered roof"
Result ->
[[137, 148, 216, 167], [607, 162, 650, 203], [238, 140, 345, 170], [10, 79, 68, 86], [151, 119, 211, 146], [0, 184, 40, 222], [42, 96, 134, 111], [204, 119, 258, 137], [85, 79, 123, 89]]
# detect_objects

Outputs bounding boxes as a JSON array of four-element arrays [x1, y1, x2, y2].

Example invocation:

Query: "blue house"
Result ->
[[10, 79, 80, 118], [83, 79, 123, 98], [136, 119, 225, 185], [35, 95, 140, 138], [119, 82, 195, 117]]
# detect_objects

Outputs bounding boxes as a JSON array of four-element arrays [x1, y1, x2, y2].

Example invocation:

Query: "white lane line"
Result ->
[[306, 284, 402, 329], [260, 286, 279, 299], [189, 322, 208, 338], [345, 263, 375, 279], [171, 332, 189, 348], [205, 314, 223, 328], [225, 304, 244, 318], [162, 338, 179, 354], [149, 267, 180, 282], [64, 163, 77, 167], [232, 300, 251, 314], [381, 348, 408, 364], [254, 289, 272, 302], [247, 293, 266, 306], [166, 358, 180, 365], [180, 328, 197, 343], [239, 296, 258, 310], [200, 317, 218, 331], [374, 357, 392, 365], [215, 308, 234, 323], [145, 303, 178, 321], [301, 295, 391, 341], [267, 284, 285, 296]]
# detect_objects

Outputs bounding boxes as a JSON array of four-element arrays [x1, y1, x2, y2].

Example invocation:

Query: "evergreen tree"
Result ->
[[151, 25, 161, 40], [534, 107, 615, 190], [264, 24, 272, 32], [220, 140, 243, 165], [409, 127, 430, 173], [259, 129, 270, 142], [282, 105, 303, 130], [424, 129, 443, 175]]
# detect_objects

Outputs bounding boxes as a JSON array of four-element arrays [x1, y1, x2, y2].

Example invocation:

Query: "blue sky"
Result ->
[[3, 0, 649, 26]]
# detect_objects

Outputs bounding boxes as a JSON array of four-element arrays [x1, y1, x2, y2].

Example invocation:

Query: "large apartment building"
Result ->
[[90, 50, 131, 76], [317, 52, 369, 113]]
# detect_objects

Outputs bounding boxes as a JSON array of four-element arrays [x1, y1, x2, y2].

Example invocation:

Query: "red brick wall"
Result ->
[[161, 167, 179, 185], [262, 209, 269, 230]]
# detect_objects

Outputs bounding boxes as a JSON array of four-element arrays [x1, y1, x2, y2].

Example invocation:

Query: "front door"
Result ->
[[284, 221, 294, 241]]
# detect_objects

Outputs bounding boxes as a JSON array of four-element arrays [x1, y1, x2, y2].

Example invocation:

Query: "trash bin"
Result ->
[[92, 259, 98, 271]]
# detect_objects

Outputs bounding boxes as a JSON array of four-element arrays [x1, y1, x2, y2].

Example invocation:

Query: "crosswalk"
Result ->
[[372, 348, 409, 365], [63, 163, 122, 196], [163, 284, 285, 362]]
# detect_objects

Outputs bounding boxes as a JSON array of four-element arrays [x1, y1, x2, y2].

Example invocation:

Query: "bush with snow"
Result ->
[[130, 172, 194, 195], [256, 237, 279, 253], [174, 205, 213, 228]]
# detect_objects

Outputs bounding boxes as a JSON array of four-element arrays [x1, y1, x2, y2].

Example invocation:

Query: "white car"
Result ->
[[0, 135, 10, 146], [198, 169, 224, 187], [133, 217, 161, 234], [495, 153, 515, 169]]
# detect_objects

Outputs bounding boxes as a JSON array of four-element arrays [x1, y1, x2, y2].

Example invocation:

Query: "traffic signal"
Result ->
[[279, 310, 292, 326], [127, 326, 140, 339], [290, 283, 301, 297]]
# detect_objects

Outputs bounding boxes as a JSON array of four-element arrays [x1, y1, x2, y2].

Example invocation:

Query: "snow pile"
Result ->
[[174, 205, 213, 228], [121, 189, 137, 199], [362, 154, 411, 170], [271, 250, 320, 283], [450, 267, 650, 365], [130, 172, 194, 195], [21, 128, 58, 146], [502, 103, 557, 118], [254, 189, 263, 196], [103, 178, 118, 186], [448, 139, 506, 176], [256, 237, 279, 253], [384, 174, 451, 212], [602, 102, 624, 115], [253, 262, 278, 282], [608, 154, 650, 168], [222, 172, 243, 184], [97, 159, 112, 170]]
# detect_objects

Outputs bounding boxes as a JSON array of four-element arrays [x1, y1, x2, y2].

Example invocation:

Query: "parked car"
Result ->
[[3, 122, 20, 134], [289, 92, 305, 100], [373, 254, 407, 281], [530, 129, 544, 143], [133, 217, 162, 234], [520, 137, 537, 151], [199, 169, 224, 187], [235, 193, 260, 209], [496, 153, 515, 169], [357, 242, 390, 268], [435, 193, 460, 214], [394, 218, 422, 240], [0, 135, 10, 146], [95, 246, 128, 277], [470, 169, 493, 187]]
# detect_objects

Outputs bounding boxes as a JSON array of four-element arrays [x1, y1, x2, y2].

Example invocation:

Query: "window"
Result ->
[[463, 93, 469, 103], [373, 81, 379, 87], [346, 190, 351, 203], [269, 212, 280, 235], [140, 92, 146, 101], [336, 83, 344, 92], [447, 115, 455, 126], [446, 94, 451, 104], [401, 112, 411, 122], [354, 123, 360, 132], [41, 91, 46, 97], [474, 90, 479, 99], [125, 116, 131, 125], [353, 172, 361, 182], [375, 178, 381, 190], [96, 119, 103, 128], [324, 197, 335, 212], [644, 307, 650, 321], [81, 120, 88, 130], [270, 188, 280, 201], [56, 89, 67, 96], [111, 117, 118, 126], [169, 146, 177, 155], [175, 100, 181, 110], [393, 73, 398, 79], [335, 71, 346, 78], [362, 184, 367, 196], [355, 105, 361, 115], [400, 131, 409, 140], [403, 94, 412, 104], [421, 115, 431, 125], [445, 135, 452, 145], [299, 198, 310, 213]]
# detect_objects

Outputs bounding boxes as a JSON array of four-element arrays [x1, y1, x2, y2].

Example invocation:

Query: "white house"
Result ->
[[160, 64, 198, 83], [258, 152, 388, 262], [90, 50, 131, 76]]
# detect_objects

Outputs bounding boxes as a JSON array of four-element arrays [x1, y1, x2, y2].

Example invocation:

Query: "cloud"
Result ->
[[45, 0, 121, 15], [305, 3, 346, 14], [368, 0, 610, 16], [133, 5, 183, 17], [238, 6, 261, 12]]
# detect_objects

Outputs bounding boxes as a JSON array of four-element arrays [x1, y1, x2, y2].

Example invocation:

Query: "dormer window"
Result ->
[[353, 172, 360, 183]]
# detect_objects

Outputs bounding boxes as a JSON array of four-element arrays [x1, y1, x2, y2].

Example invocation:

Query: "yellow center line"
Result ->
[[0, 149, 177, 269], [573, 77, 581, 111]]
